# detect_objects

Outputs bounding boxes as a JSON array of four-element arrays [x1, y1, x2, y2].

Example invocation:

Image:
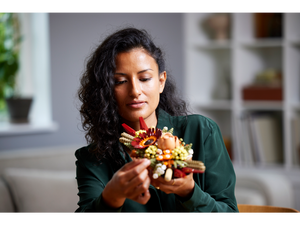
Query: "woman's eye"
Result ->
[[115, 80, 127, 85], [140, 78, 151, 82]]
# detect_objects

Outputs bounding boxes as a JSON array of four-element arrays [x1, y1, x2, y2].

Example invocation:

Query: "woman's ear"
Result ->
[[159, 71, 167, 93]]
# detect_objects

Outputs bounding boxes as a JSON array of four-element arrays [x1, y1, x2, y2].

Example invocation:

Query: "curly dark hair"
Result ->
[[78, 27, 188, 170]]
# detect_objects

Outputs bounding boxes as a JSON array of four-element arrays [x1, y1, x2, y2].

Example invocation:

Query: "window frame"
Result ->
[[0, 13, 58, 136]]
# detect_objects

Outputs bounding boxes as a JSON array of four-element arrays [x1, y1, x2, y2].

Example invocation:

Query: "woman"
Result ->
[[76, 27, 238, 212]]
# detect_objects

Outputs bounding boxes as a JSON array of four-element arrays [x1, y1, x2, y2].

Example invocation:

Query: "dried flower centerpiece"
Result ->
[[119, 117, 205, 181]]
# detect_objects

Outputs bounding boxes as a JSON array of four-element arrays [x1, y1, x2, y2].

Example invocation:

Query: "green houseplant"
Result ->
[[0, 13, 32, 123]]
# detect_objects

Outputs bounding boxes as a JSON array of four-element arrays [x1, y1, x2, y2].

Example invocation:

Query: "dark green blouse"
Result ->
[[75, 109, 238, 212]]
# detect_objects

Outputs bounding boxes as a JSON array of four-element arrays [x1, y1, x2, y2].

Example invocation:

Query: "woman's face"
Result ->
[[114, 48, 166, 130]]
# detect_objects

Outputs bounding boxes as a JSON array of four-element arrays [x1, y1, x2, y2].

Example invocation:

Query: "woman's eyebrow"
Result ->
[[114, 72, 127, 76], [114, 69, 153, 76], [138, 69, 153, 74]]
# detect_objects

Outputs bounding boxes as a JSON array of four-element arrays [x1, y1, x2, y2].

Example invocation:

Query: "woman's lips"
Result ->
[[127, 101, 145, 108]]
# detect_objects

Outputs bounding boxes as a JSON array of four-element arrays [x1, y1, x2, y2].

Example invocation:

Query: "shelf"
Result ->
[[240, 39, 283, 48], [195, 41, 232, 51], [185, 13, 300, 209], [291, 103, 300, 111], [233, 163, 300, 174], [290, 40, 300, 47], [241, 101, 283, 111], [194, 100, 233, 110], [0, 121, 59, 136], [185, 13, 300, 173]]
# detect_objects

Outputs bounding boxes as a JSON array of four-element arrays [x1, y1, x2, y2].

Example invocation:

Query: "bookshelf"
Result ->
[[183, 13, 300, 172]]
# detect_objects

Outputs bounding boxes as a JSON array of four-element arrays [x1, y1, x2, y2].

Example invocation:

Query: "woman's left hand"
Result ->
[[150, 171, 195, 199]]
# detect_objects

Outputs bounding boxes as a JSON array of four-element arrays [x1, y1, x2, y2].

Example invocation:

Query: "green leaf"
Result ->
[[0, 13, 21, 100]]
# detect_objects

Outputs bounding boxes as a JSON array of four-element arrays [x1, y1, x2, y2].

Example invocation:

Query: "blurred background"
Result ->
[[0, 13, 299, 212]]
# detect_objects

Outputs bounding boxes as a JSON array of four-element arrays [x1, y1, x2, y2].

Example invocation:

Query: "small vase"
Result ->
[[205, 13, 230, 41], [5, 97, 33, 123]]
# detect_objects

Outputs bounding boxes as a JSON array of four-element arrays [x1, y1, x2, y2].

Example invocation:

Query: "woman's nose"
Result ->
[[130, 79, 141, 98]]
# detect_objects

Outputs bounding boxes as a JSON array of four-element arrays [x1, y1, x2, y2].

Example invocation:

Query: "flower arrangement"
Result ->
[[119, 117, 205, 181]]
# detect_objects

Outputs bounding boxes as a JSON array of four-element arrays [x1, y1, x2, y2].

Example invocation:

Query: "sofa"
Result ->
[[0, 145, 78, 212], [0, 145, 296, 212]]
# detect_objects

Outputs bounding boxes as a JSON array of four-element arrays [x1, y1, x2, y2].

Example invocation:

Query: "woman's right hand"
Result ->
[[101, 158, 151, 208]]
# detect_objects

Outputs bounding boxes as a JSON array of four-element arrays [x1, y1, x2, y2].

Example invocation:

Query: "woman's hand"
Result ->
[[150, 171, 195, 199], [102, 158, 151, 208]]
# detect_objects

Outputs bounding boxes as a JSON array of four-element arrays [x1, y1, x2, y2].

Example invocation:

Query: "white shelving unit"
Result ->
[[184, 13, 300, 210], [183, 13, 300, 171]]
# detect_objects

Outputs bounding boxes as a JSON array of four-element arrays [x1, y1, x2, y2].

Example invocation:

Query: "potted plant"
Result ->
[[0, 13, 32, 123]]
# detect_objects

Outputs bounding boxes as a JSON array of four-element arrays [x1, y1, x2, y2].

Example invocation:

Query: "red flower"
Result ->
[[122, 117, 162, 149]]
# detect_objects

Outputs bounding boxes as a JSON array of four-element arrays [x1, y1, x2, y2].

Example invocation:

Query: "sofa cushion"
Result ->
[[0, 145, 78, 175], [0, 178, 15, 212], [235, 187, 266, 205], [2, 168, 78, 212]]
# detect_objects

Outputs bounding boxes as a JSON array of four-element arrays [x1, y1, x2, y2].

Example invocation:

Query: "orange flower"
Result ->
[[122, 117, 162, 149], [131, 133, 157, 148], [157, 132, 180, 150]]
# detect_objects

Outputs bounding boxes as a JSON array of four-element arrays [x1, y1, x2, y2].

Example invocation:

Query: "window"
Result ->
[[0, 13, 57, 135]]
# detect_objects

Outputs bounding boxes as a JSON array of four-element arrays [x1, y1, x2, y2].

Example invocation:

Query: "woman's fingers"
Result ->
[[131, 177, 151, 204], [127, 167, 149, 188], [151, 173, 194, 195], [114, 159, 151, 199], [121, 158, 151, 182], [127, 170, 151, 198], [121, 158, 149, 172], [103, 159, 152, 207], [151, 175, 177, 188], [138, 189, 151, 204]]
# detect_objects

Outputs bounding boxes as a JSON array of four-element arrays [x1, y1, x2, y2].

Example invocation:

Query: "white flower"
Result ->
[[188, 149, 194, 154], [153, 173, 159, 179], [157, 168, 163, 174], [161, 165, 167, 170], [156, 149, 163, 154]]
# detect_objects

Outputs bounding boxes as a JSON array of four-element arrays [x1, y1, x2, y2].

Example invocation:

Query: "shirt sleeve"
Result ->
[[75, 148, 123, 212], [174, 117, 239, 212]]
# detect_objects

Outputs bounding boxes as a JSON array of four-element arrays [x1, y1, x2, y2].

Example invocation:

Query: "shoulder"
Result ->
[[159, 109, 219, 139], [185, 114, 216, 128], [75, 145, 117, 183], [159, 108, 216, 128], [171, 113, 218, 133], [75, 145, 98, 164], [180, 114, 219, 140], [75, 145, 88, 159]]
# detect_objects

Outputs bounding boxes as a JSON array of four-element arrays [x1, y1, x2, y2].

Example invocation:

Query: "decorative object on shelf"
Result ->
[[254, 13, 283, 38], [5, 98, 32, 123], [223, 136, 233, 161], [0, 13, 33, 123], [237, 112, 283, 164], [242, 86, 282, 101], [253, 69, 282, 87], [242, 69, 282, 101], [213, 69, 231, 100], [291, 115, 300, 166], [119, 117, 205, 181], [203, 13, 231, 41]]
